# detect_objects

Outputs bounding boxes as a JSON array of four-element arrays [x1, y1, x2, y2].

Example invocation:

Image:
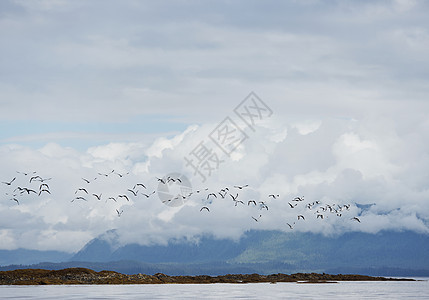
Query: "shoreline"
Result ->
[[0, 268, 416, 285]]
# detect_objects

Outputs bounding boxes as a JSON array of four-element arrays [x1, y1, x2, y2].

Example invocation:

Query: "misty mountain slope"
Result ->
[[70, 230, 429, 272], [0, 249, 71, 266]]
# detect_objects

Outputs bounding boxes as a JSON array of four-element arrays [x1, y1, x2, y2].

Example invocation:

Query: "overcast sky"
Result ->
[[1, 0, 429, 252]]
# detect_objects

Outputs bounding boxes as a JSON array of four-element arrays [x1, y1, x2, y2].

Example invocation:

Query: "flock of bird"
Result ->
[[2, 172, 52, 205], [2, 170, 362, 229], [192, 185, 361, 229]]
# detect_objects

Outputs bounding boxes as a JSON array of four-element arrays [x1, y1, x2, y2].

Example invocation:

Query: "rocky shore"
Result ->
[[0, 268, 415, 285]]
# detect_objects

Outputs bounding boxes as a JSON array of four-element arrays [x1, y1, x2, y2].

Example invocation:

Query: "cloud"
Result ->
[[1, 111, 429, 252], [0, 0, 429, 252]]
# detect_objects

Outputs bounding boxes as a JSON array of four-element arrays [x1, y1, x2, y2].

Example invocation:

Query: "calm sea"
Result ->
[[0, 279, 428, 299]]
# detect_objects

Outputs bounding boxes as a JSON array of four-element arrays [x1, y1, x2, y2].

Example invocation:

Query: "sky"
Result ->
[[1, 0, 429, 253]]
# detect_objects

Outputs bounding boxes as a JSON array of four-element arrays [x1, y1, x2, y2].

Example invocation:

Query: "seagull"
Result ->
[[75, 188, 88, 194], [98, 172, 109, 177], [2, 177, 16, 186], [107, 197, 117, 202], [134, 183, 146, 190], [29, 175, 42, 183], [234, 200, 245, 206], [157, 177, 166, 184], [13, 187, 24, 193], [39, 183, 50, 190], [297, 215, 305, 220], [16, 171, 36, 176], [200, 206, 210, 212], [38, 189, 51, 196], [268, 194, 280, 199], [207, 193, 217, 200], [317, 214, 324, 219], [252, 215, 262, 222], [234, 184, 249, 190], [141, 191, 156, 198], [82, 177, 97, 184], [116, 209, 123, 217], [248, 200, 257, 206], [230, 193, 239, 201], [351, 217, 361, 223], [293, 196, 304, 202], [92, 193, 102, 201], [288, 202, 297, 208], [118, 195, 130, 201], [71, 196, 87, 202], [127, 189, 138, 197], [36, 177, 52, 183], [22, 188, 37, 195], [286, 222, 295, 230], [114, 172, 129, 178], [11, 198, 19, 205]]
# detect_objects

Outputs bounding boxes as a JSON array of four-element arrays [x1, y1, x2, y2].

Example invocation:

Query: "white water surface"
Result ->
[[0, 279, 428, 299]]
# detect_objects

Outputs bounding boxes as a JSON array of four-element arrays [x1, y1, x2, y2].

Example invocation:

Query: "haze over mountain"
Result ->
[[2, 229, 429, 276], [1, 0, 429, 276]]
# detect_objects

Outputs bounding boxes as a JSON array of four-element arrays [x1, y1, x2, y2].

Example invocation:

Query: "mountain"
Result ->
[[69, 229, 429, 275], [2, 230, 429, 276], [0, 249, 71, 266]]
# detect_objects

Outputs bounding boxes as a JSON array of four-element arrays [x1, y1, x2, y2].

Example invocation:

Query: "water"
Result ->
[[0, 280, 428, 299]]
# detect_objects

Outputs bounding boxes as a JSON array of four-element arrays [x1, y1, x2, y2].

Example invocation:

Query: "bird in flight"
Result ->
[[200, 206, 210, 212], [2, 177, 16, 186], [207, 193, 217, 200], [82, 177, 97, 184], [116, 209, 123, 217], [39, 183, 50, 190], [234, 184, 249, 190], [127, 189, 138, 197], [351, 217, 361, 223], [248, 200, 257, 206], [75, 188, 88, 194], [30, 176, 42, 183], [157, 177, 166, 184], [297, 215, 305, 220], [288, 202, 297, 208], [92, 193, 102, 201], [22, 188, 37, 195], [293, 196, 304, 202], [71, 196, 87, 202], [31, 176, 52, 183], [114, 172, 129, 178], [118, 194, 130, 201], [141, 191, 155, 198], [11, 198, 19, 205], [16, 171, 36, 176], [234, 200, 245, 206], [38, 189, 51, 196], [134, 183, 146, 190], [286, 222, 295, 230], [268, 194, 280, 199], [230, 193, 239, 201]]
